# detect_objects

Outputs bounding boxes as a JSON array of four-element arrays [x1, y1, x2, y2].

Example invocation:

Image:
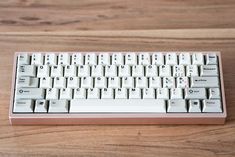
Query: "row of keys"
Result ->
[[18, 53, 218, 66], [13, 99, 222, 113], [17, 64, 219, 78], [15, 87, 221, 100], [17, 76, 219, 89]]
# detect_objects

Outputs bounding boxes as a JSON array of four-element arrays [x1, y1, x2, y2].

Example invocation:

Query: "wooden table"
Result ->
[[0, 0, 235, 156]]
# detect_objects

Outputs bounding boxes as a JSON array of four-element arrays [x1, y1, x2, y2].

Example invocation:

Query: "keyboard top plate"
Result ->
[[9, 52, 227, 125]]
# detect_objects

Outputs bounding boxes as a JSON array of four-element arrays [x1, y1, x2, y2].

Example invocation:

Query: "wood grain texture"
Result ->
[[0, 0, 235, 157], [0, 0, 235, 31]]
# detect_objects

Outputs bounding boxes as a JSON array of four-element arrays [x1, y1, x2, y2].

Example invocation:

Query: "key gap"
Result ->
[[85, 89, 88, 99], [163, 54, 165, 65], [137, 55, 139, 65], [147, 77, 150, 88], [67, 100, 70, 113], [110, 54, 112, 65], [141, 89, 143, 99], [32, 99, 36, 113], [144, 65, 146, 77], [203, 54, 206, 65], [99, 89, 102, 99], [123, 54, 126, 65], [130, 66, 132, 77]]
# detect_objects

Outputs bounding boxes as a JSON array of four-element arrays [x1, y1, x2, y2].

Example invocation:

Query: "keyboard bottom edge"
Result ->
[[9, 117, 226, 125]]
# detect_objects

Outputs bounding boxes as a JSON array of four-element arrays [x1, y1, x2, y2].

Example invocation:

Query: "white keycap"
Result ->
[[163, 77, 175, 88], [170, 88, 183, 99], [70, 99, 166, 113], [145, 65, 158, 77], [17, 76, 38, 88], [165, 53, 177, 65], [72, 53, 83, 65], [173, 65, 185, 77], [54, 77, 66, 88], [17, 65, 36, 77], [105, 65, 117, 77], [176, 77, 189, 88], [186, 65, 198, 76], [179, 53, 191, 65], [51, 65, 63, 77], [122, 77, 134, 88], [108, 77, 120, 88], [125, 53, 137, 65], [101, 88, 114, 99], [98, 53, 110, 65], [188, 100, 201, 113], [112, 53, 123, 65], [35, 100, 48, 113], [167, 99, 187, 112], [37, 65, 50, 77], [18, 54, 30, 65], [45, 53, 57, 65], [115, 88, 128, 99], [191, 77, 219, 88], [60, 88, 72, 99], [152, 53, 164, 65], [15, 88, 45, 99], [200, 65, 218, 76], [143, 88, 155, 99], [206, 54, 217, 65], [58, 53, 70, 65], [31, 53, 43, 65], [138, 53, 150, 65], [13, 100, 34, 113], [40, 77, 52, 88], [132, 65, 144, 77], [202, 100, 222, 112], [129, 88, 141, 99], [119, 65, 131, 77], [149, 77, 162, 88], [64, 65, 77, 77], [136, 77, 148, 88], [209, 88, 221, 99], [81, 77, 93, 88], [159, 65, 171, 77], [78, 65, 90, 77], [185, 88, 206, 99], [49, 100, 69, 113], [46, 88, 59, 99], [95, 77, 107, 88], [67, 77, 80, 88], [192, 53, 204, 65], [157, 88, 169, 99], [85, 53, 97, 65], [87, 88, 100, 99], [91, 65, 103, 77], [74, 88, 86, 99]]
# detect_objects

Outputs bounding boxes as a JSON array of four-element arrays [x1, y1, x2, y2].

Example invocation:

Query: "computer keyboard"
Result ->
[[9, 52, 226, 125]]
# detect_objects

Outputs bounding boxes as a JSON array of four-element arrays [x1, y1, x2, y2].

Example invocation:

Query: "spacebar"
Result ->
[[70, 99, 166, 113]]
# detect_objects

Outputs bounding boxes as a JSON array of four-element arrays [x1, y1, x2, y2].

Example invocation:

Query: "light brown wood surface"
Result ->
[[0, 0, 235, 157]]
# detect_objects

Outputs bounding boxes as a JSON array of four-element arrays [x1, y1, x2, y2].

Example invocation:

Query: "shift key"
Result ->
[[15, 88, 45, 99], [191, 77, 219, 87]]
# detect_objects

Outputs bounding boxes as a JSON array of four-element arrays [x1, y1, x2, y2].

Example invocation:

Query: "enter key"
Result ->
[[191, 77, 219, 88]]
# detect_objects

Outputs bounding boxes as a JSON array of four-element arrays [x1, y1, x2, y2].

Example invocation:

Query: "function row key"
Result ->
[[17, 53, 218, 66]]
